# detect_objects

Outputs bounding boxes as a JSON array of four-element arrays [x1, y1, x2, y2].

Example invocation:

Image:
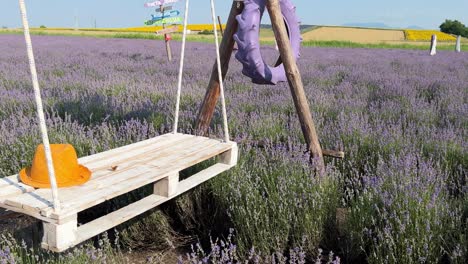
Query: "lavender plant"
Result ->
[[0, 35, 466, 263], [0, 232, 126, 264]]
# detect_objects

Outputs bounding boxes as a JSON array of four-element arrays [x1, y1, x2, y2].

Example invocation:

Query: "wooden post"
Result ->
[[195, 1, 243, 134], [154, 173, 179, 197], [42, 216, 78, 252], [455, 35, 461, 52], [266, 0, 325, 173], [161, 5, 173, 61], [430, 34, 437, 56], [217, 16, 224, 36]]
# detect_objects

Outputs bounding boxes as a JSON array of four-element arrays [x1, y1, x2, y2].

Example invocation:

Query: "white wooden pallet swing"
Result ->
[[0, 0, 237, 252]]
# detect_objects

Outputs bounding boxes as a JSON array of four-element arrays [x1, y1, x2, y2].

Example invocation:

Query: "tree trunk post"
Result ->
[[161, 5, 172, 61], [266, 0, 325, 173], [217, 16, 224, 36], [195, 1, 244, 134]]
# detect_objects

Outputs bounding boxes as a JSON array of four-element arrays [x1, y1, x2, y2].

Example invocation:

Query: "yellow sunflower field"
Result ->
[[404, 30, 456, 41]]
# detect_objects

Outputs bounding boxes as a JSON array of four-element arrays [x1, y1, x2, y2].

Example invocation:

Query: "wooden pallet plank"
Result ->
[[44, 139, 231, 218], [75, 194, 166, 246], [81, 133, 189, 172], [75, 134, 198, 182], [51, 140, 232, 218], [60, 136, 218, 196], [176, 163, 232, 193], [75, 162, 233, 247], [54, 136, 213, 199], [77, 133, 175, 164]]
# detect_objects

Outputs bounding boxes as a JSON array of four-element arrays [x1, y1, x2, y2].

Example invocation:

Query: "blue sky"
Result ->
[[0, 0, 467, 29]]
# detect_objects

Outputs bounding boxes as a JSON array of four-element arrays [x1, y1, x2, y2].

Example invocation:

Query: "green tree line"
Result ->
[[440, 19, 468, 37]]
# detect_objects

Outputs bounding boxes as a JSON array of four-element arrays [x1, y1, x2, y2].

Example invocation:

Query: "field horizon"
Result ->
[[1, 24, 467, 52]]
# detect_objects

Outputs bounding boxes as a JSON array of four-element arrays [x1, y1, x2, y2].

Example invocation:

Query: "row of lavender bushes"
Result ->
[[0, 35, 466, 263]]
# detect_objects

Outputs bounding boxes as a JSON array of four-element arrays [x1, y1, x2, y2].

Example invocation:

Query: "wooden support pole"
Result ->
[[455, 35, 461, 52], [195, 1, 243, 134], [161, 5, 172, 61], [266, 0, 325, 173], [217, 16, 224, 36]]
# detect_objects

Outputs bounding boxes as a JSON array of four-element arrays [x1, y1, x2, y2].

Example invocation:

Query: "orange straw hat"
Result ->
[[19, 144, 91, 189]]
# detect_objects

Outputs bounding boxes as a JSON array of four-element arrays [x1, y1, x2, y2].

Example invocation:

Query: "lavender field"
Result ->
[[0, 35, 467, 263]]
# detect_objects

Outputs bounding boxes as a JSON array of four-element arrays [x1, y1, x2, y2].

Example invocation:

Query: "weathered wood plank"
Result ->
[[76, 194, 166, 246], [75, 162, 233, 248], [177, 163, 232, 192], [81, 134, 196, 177], [50, 140, 232, 218], [79, 133, 184, 169]]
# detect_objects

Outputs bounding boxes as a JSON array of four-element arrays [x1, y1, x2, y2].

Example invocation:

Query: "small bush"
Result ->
[[198, 30, 214, 35]]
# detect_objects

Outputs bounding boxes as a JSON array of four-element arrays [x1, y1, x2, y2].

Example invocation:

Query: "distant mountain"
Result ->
[[260, 24, 317, 31], [406, 25, 424, 29], [342, 22, 392, 29]]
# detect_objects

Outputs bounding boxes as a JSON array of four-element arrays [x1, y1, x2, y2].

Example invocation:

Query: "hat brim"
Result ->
[[19, 165, 92, 189]]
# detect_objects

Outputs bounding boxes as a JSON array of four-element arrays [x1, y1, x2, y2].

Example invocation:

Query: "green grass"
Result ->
[[2, 28, 467, 52], [300, 40, 468, 51]]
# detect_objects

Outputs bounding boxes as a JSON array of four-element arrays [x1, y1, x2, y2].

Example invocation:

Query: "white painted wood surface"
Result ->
[[456, 35, 461, 52], [74, 158, 236, 250], [430, 34, 437, 56], [0, 133, 238, 252]]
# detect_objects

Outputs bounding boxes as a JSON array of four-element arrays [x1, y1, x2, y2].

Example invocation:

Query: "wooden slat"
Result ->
[[78, 133, 174, 164], [76, 194, 166, 245], [76, 162, 232, 246], [81, 133, 187, 172], [51, 136, 212, 203], [50, 140, 233, 218], [75, 134, 198, 182], [176, 163, 232, 193]]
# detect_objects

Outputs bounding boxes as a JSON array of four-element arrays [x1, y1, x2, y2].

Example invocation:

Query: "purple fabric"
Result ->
[[234, 0, 301, 85]]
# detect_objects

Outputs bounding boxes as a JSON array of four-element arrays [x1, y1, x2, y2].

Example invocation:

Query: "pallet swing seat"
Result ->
[[0, 0, 237, 252]]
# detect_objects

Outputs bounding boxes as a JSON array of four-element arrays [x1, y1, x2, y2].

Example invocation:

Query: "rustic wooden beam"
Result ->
[[266, 0, 325, 173], [217, 16, 224, 36], [322, 149, 345, 159], [195, 1, 244, 134], [161, 5, 172, 61]]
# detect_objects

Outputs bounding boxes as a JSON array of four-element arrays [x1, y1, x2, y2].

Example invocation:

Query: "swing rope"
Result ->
[[172, 0, 190, 134], [18, 0, 60, 211], [173, 0, 230, 143], [210, 0, 230, 143]]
